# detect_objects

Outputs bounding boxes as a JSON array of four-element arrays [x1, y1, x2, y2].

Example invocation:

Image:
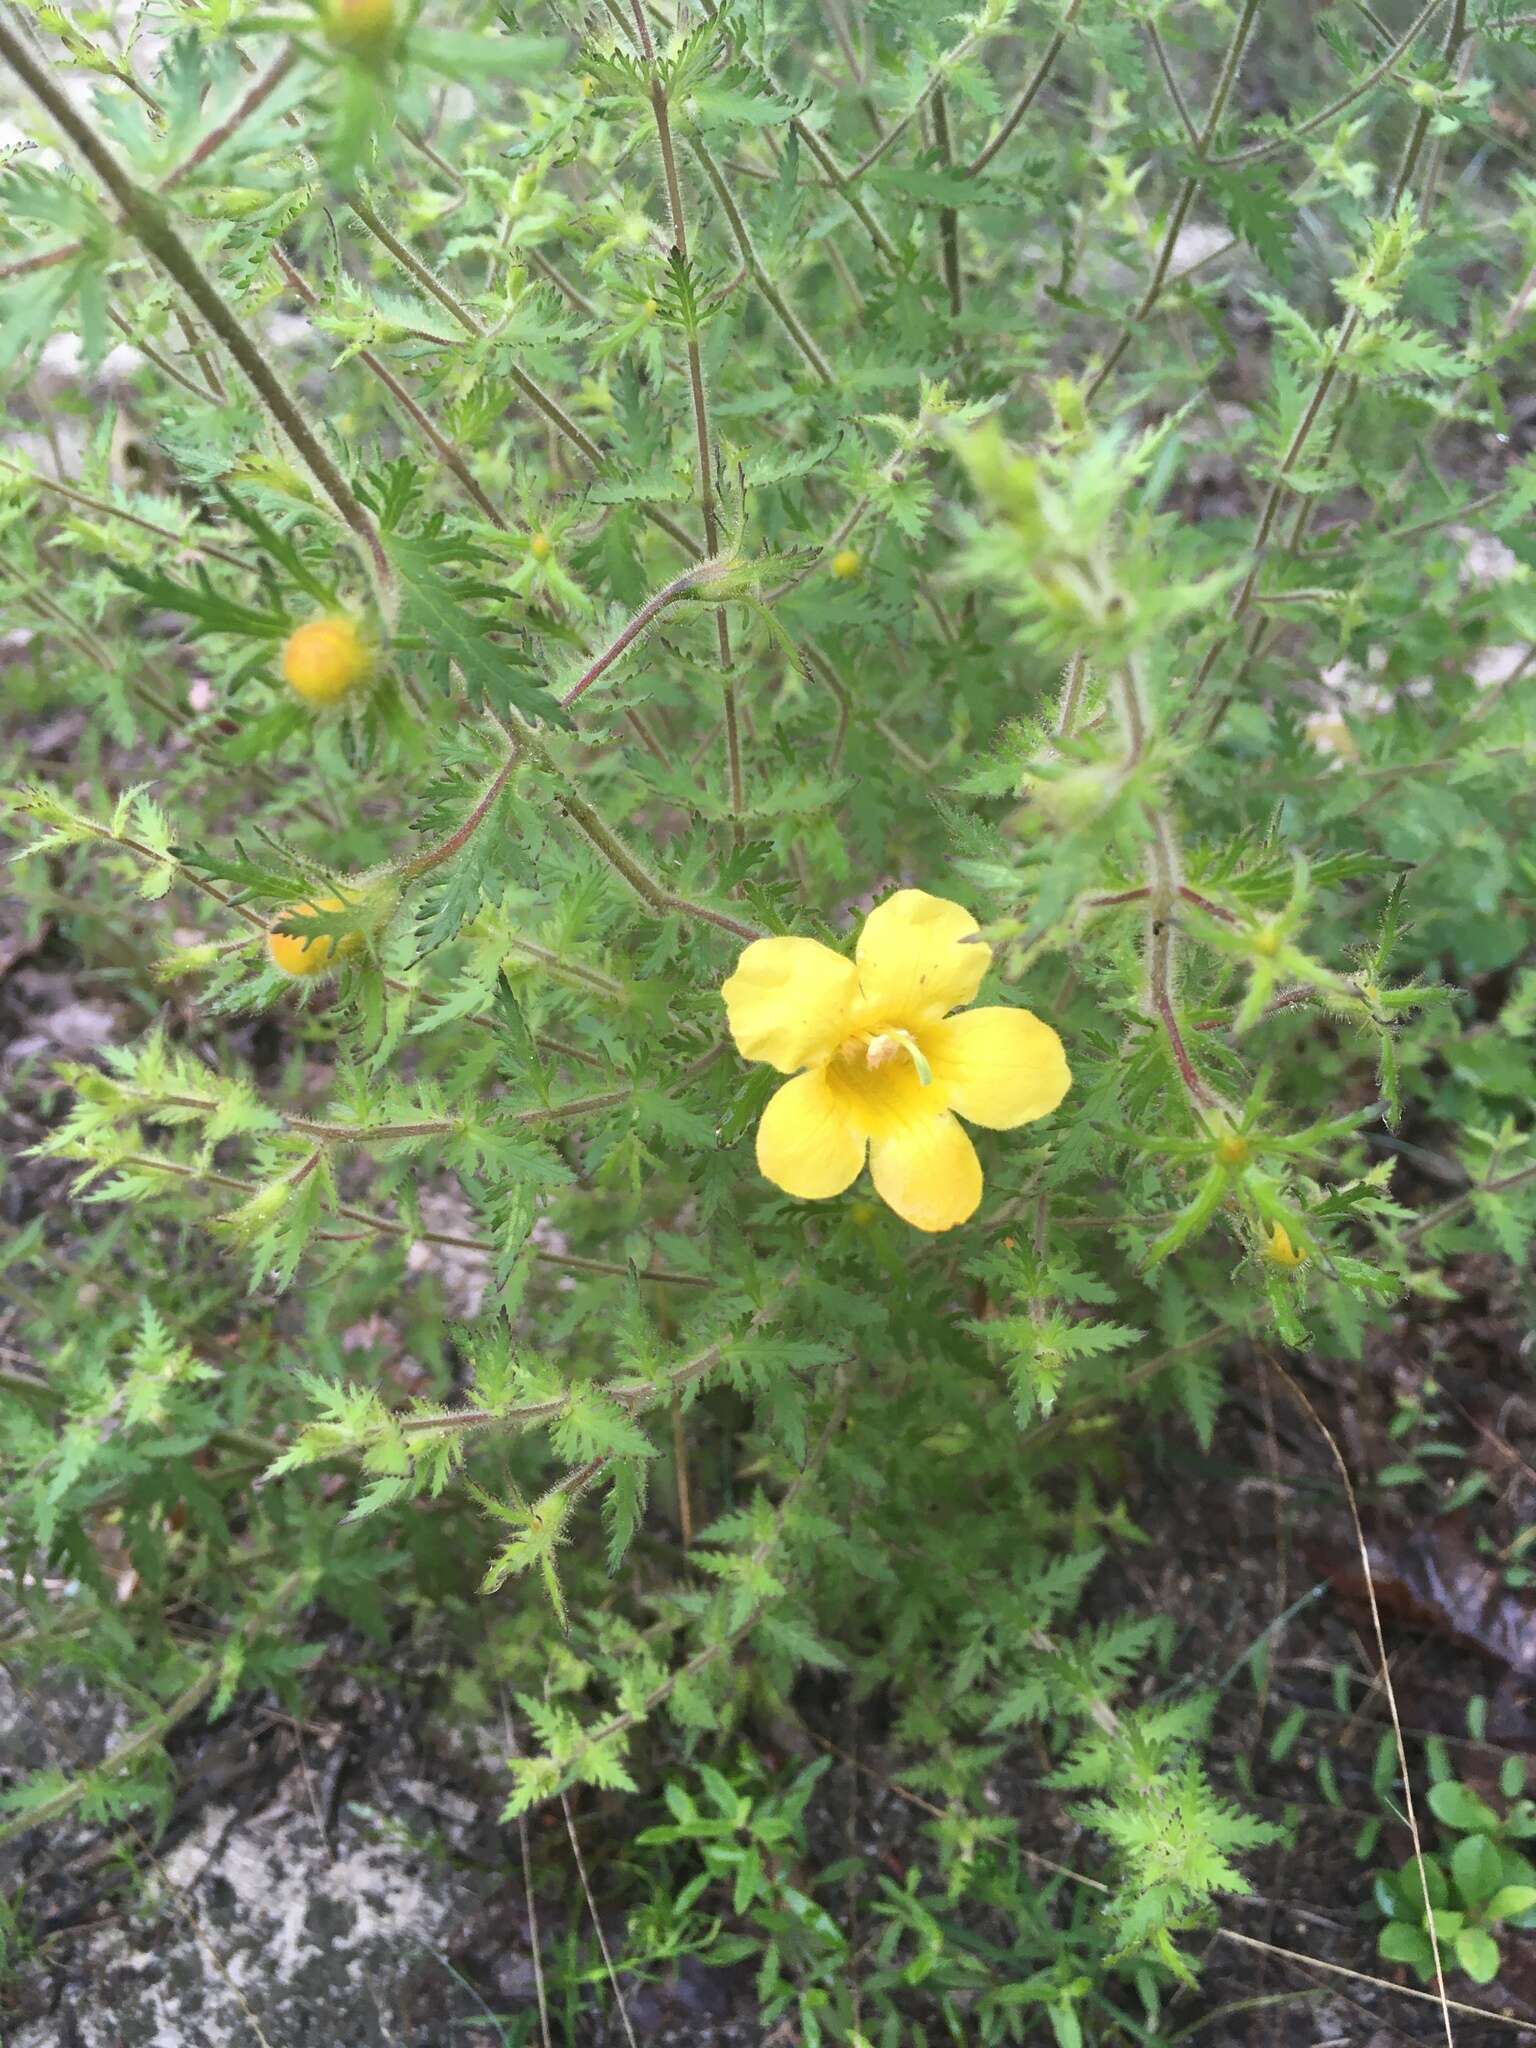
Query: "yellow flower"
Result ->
[[722, 889, 1070, 1233], [830, 547, 861, 580]]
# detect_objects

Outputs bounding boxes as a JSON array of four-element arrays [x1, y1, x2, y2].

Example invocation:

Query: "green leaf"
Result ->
[[409, 29, 562, 79], [1427, 1781, 1501, 1833], [1452, 1833, 1504, 1908], [1399, 1855, 1449, 1912], [390, 538, 559, 726], [1454, 1926, 1501, 1985], [1378, 1921, 1434, 1979], [113, 563, 287, 640], [1209, 166, 1293, 282]]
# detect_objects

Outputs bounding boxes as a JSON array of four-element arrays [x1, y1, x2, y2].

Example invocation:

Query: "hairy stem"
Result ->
[[270, 247, 508, 531], [502, 711, 763, 941]]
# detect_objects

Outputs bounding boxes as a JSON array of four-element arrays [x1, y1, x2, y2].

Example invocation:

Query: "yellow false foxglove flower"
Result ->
[[722, 889, 1070, 1233]]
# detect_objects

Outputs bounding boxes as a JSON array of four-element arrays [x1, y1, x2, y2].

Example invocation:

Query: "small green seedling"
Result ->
[[1373, 1770, 1536, 1985]]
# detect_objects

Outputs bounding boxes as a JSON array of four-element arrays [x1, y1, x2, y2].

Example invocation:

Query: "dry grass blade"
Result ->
[[1218, 1928, 1528, 2030], [1261, 1350, 1455, 2048], [560, 1785, 639, 2048], [504, 1705, 553, 2048]]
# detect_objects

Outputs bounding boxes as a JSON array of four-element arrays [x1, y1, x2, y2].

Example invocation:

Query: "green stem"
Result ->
[[347, 193, 605, 467], [161, 44, 298, 190], [845, 25, 982, 183], [1146, 24, 1200, 149], [1187, 0, 1473, 739], [120, 1153, 706, 1285], [1207, 0, 1449, 168], [271, 247, 507, 531], [689, 0, 899, 263], [1, 458, 248, 569], [931, 88, 962, 319], [345, 192, 701, 560], [397, 558, 736, 881], [396, 749, 521, 882]]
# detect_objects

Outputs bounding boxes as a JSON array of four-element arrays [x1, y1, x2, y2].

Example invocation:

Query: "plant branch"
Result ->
[[345, 192, 701, 560], [931, 87, 962, 318], [1145, 23, 1201, 150], [689, 0, 900, 264], [0, 1670, 217, 1850], [526, 1368, 843, 1802], [160, 43, 299, 191], [630, 38, 743, 817], [270, 247, 508, 532], [1082, 0, 1261, 406], [0, 459, 248, 568], [968, 0, 1085, 175], [501, 709, 762, 941], [0, 17, 393, 599], [1211, 0, 1448, 168], [690, 138, 834, 382]]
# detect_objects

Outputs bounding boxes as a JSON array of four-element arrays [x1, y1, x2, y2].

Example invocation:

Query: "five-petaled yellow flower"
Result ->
[[722, 889, 1070, 1233]]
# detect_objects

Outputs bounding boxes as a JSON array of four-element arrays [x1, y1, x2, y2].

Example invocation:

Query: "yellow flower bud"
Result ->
[[1251, 924, 1283, 959], [267, 894, 365, 979], [1217, 1134, 1250, 1168], [1264, 1223, 1306, 1269], [831, 547, 861, 580], [323, 0, 395, 54], [281, 616, 373, 707], [530, 532, 552, 562]]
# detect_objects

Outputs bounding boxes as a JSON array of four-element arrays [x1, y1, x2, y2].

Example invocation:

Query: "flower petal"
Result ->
[[723, 937, 858, 1074], [868, 1112, 982, 1233], [756, 1071, 866, 1199], [921, 1007, 1071, 1130], [855, 889, 990, 1026]]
